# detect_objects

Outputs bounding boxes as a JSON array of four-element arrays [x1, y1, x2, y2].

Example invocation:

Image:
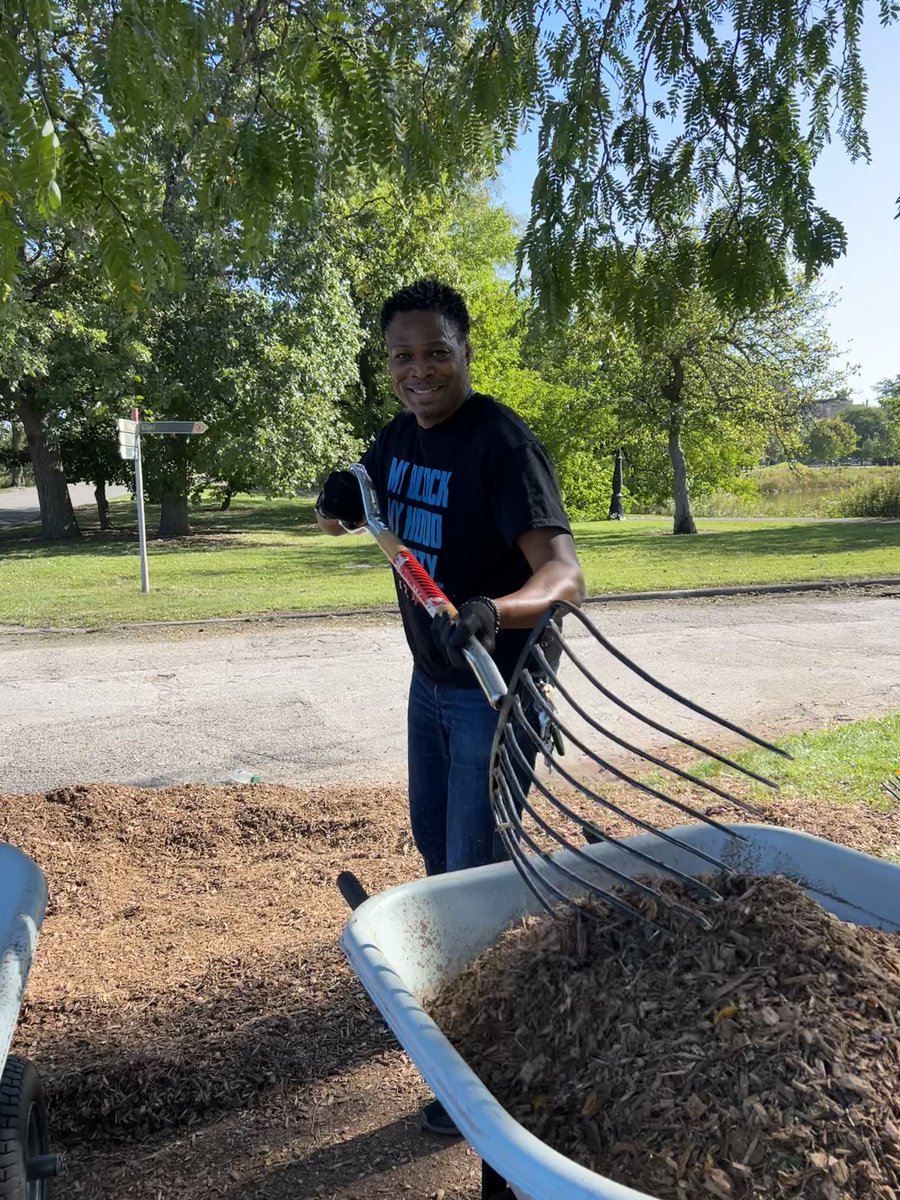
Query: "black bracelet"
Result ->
[[469, 595, 500, 637]]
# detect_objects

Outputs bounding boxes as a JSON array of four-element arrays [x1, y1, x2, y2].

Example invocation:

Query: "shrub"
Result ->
[[834, 479, 900, 518]]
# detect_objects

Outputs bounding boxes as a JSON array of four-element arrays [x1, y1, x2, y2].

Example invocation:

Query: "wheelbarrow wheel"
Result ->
[[0, 1056, 58, 1199]]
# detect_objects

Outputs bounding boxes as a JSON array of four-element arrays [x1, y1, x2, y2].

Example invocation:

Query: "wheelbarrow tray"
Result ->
[[0, 843, 48, 1076], [341, 823, 900, 1200]]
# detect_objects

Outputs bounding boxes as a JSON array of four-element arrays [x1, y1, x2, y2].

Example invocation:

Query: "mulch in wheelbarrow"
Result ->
[[429, 875, 900, 1200]]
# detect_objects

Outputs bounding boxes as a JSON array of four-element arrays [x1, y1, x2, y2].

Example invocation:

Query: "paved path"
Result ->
[[1, 591, 898, 795], [0, 483, 131, 529]]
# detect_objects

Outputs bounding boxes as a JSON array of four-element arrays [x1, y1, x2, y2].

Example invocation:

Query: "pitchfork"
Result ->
[[490, 602, 792, 930], [346, 463, 790, 930]]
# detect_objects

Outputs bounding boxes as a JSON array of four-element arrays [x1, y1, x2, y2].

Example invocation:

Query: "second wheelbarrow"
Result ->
[[0, 841, 60, 1197]]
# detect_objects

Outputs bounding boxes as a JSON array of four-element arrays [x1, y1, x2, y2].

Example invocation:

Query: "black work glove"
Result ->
[[315, 470, 364, 526], [432, 597, 500, 670]]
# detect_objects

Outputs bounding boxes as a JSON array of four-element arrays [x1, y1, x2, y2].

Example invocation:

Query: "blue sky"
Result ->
[[496, 17, 900, 404]]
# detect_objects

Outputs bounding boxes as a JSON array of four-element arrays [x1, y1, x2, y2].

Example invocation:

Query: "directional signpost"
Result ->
[[139, 421, 209, 435], [116, 417, 137, 459], [117, 410, 208, 593]]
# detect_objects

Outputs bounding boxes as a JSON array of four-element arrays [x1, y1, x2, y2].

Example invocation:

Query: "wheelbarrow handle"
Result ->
[[336, 870, 369, 912]]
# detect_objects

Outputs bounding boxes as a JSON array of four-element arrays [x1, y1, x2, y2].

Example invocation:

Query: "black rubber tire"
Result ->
[[0, 1057, 52, 1200], [482, 1161, 517, 1198]]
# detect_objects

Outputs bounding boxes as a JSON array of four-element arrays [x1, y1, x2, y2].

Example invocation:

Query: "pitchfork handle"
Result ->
[[462, 641, 508, 708], [347, 462, 508, 709]]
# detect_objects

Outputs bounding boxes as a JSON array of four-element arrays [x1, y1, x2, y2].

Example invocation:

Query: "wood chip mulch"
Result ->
[[2, 782, 403, 1146], [430, 874, 900, 1200]]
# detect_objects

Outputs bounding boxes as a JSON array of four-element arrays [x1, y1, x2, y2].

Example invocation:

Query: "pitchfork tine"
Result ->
[[492, 767, 627, 919], [504, 703, 733, 894], [542, 631, 786, 790], [542, 633, 787, 792], [500, 737, 707, 909], [493, 758, 677, 930], [488, 600, 790, 930], [523, 658, 767, 816], [550, 600, 792, 762]]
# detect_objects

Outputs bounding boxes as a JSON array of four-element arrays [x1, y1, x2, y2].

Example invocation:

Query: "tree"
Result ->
[[0, 238, 149, 536], [841, 405, 897, 465], [491, 0, 899, 317], [46, 300, 144, 528], [803, 416, 859, 464], [0, 239, 89, 538], [640, 281, 840, 532], [0, 1, 513, 300], [550, 244, 842, 531], [7, 0, 894, 319], [518, 308, 626, 518], [59, 405, 133, 530], [0, 3, 513, 539], [130, 232, 362, 536], [874, 377, 900, 460], [0, 418, 29, 486]]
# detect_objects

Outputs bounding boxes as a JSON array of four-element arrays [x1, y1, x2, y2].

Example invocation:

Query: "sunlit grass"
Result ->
[[1, 493, 898, 627], [695, 712, 900, 810]]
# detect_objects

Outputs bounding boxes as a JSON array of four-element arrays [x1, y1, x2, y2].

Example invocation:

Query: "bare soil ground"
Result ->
[[3, 780, 900, 1199]]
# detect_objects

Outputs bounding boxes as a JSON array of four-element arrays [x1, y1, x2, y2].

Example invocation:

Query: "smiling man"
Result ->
[[315, 278, 584, 1131]]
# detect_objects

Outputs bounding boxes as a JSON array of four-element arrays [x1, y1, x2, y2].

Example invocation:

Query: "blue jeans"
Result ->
[[407, 669, 538, 875]]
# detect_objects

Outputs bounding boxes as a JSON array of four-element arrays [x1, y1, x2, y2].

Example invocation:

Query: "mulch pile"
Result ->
[[3, 777, 899, 1199], [430, 874, 900, 1200], [2, 782, 405, 1144]]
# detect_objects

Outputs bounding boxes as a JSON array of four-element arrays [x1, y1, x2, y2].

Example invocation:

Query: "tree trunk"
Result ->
[[668, 428, 697, 534], [15, 391, 80, 539], [159, 491, 191, 537], [10, 421, 27, 486], [663, 356, 697, 535], [220, 483, 235, 511], [356, 345, 387, 440], [94, 479, 111, 530]]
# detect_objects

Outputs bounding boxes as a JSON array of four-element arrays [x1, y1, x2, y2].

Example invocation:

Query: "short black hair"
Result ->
[[379, 278, 470, 340]]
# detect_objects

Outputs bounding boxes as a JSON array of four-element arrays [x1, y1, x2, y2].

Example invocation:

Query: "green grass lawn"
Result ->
[[695, 712, 900, 810], [1, 494, 898, 627]]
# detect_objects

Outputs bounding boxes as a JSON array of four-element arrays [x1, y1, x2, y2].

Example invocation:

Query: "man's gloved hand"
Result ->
[[432, 597, 500, 670], [316, 470, 364, 527]]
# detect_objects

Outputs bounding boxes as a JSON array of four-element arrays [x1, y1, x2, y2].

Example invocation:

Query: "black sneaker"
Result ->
[[420, 1097, 461, 1137]]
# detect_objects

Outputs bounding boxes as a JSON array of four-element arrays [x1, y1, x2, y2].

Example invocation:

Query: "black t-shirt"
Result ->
[[362, 391, 571, 685]]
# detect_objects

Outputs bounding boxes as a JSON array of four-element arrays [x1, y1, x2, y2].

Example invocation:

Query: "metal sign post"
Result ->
[[117, 411, 208, 593], [132, 409, 150, 593]]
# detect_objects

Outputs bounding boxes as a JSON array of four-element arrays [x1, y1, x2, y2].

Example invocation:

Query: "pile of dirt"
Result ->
[[29, 944, 395, 1144], [5, 782, 411, 1151], [430, 874, 900, 1200], [4, 778, 899, 1199], [3, 782, 381, 858]]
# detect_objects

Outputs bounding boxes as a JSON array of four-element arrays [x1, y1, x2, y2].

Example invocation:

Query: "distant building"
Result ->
[[811, 393, 854, 419]]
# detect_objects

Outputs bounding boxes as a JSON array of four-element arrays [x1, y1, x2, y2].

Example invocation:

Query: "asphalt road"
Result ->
[[0, 482, 131, 529], [1, 591, 898, 795]]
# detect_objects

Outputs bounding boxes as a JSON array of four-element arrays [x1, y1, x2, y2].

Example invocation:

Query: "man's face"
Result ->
[[384, 309, 471, 429]]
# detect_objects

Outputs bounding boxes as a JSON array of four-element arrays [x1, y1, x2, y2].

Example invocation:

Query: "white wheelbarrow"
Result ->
[[341, 823, 900, 1200], [0, 842, 60, 1198]]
